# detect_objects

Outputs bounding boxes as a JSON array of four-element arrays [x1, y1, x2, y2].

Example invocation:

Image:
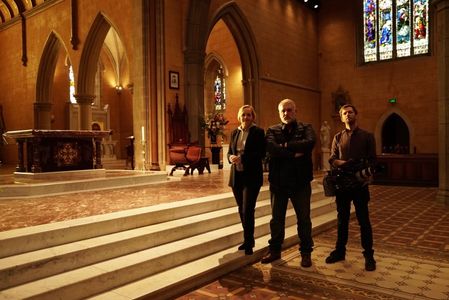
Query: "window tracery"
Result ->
[[214, 67, 226, 112], [363, 0, 429, 63]]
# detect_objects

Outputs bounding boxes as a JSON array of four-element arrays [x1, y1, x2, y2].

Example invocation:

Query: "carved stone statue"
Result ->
[[320, 120, 331, 150]]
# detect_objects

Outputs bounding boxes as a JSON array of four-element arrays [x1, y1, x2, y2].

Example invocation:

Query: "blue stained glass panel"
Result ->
[[379, 0, 393, 60], [364, 0, 377, 62], [396, 0, 411, 57]]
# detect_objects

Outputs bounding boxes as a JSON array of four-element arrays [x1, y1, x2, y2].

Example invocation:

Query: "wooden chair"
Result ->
[[167, 94, 203, 175], [168, 144, 189, 176], [186, 145, 211, 175]]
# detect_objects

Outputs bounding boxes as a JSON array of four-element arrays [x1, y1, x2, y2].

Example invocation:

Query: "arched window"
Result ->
[[363, 0, 429, 63], [69, 65, 76, 104], [214, 67, 226, 112]]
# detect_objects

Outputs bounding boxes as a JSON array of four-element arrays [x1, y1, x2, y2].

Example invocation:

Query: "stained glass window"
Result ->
[[69, 65, 76, 104], [214, 67, 226, 111], [364, 0, 377, 62], [363, 0, 429, 63]]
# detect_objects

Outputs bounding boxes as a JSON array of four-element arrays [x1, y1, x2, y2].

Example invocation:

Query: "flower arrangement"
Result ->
[[200, 112, 229, 144]]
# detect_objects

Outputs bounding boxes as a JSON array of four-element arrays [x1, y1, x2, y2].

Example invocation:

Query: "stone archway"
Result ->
[[76, 13, 112, 130], [184, 1, 260, 144], [375, 107, 415, 154], [381, 113, 410, 154], [34, 32, 65, 129]]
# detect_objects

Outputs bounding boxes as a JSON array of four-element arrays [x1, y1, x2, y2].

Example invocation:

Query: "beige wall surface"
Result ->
[[318, 0, 438, 154], [0, 0, 133, 163], [204, 0, 321, 139]]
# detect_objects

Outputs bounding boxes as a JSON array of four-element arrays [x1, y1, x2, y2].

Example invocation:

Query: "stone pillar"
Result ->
[[74, 94, 95, 130], [185, 49, 206, 145], [33, 102, 52, 129], [434, 0, 449, 204]]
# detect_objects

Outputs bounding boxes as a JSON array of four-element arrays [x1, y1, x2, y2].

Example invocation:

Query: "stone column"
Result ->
[[185, 49, 206, 145], [33, 102, 52, 129], [74, 94, 95, 130], [434, 0, 449, 204]]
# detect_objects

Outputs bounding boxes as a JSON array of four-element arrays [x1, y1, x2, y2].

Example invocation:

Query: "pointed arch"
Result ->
[[184, 1, 260, 142], [205, 52, 229, 77], [77, 13, 112, 96], [36, 31, 66, 104], [34, 31, 67, 129], [204, 52, 230, 114], [208, 3, 260, 112], [375, 107, 415, 154]]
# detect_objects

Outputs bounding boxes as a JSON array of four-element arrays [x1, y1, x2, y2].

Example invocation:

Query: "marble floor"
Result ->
[[1, 164, 448, 299]]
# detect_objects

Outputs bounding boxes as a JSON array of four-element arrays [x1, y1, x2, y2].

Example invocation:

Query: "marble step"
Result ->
[[0, 170, 169, 198], [0, 199, 271, 289], [90, 211, 338, 300], [0, 190, 248, 258], [0, 187, 326, 258], [0, 191, 330, 290], [0, 188, 334, 299], [0, 202, 335, 300]]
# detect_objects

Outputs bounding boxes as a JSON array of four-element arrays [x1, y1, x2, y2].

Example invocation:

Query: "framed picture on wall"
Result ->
[[169, 71, 179, 89]]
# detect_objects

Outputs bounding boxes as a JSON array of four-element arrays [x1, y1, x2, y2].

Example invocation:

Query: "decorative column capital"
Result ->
[[74, 94, 96, 105]]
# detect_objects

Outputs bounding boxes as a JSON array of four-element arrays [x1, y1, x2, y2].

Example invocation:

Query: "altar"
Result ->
[[3, 129, 111, 173]]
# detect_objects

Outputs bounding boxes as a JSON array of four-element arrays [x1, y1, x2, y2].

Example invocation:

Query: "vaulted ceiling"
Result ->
[[0, 0, 46, 25]]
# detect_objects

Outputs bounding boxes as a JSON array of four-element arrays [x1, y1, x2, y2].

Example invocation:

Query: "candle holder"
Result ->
[[141, 140, 147, 171]]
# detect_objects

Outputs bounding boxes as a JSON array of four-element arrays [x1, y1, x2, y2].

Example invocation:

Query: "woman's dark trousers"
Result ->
[[232, 183, 261, 247]]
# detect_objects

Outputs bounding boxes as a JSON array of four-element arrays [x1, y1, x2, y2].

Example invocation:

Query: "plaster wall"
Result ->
[[318, 0, 438, 154], [0, 0, 134, 163]]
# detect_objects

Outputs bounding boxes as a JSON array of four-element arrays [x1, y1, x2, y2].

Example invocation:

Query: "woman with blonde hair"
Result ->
[[228, 105, 265, 255]]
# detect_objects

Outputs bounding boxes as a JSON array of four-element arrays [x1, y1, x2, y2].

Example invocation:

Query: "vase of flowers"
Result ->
[[200, 112, 229, 145]]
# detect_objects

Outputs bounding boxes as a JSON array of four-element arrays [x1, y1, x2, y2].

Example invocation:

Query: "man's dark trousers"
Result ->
[[268, 183, 313, 254], [335, 186, 374, 257]]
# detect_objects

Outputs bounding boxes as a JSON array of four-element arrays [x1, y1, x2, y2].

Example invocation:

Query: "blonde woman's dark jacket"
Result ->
[[227, 125, 266, 188]]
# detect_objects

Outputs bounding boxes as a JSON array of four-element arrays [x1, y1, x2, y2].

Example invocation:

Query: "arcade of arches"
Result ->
[[0, 0, 448, 204]]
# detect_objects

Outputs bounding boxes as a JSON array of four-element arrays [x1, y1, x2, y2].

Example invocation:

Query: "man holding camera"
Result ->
[[326, 104, 377, 271]]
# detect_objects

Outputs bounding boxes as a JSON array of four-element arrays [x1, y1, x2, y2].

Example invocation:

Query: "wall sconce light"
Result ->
[[115, 85, 123, 94]]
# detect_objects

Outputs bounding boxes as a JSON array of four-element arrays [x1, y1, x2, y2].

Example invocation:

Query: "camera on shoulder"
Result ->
[[322, 159, 385, 197]]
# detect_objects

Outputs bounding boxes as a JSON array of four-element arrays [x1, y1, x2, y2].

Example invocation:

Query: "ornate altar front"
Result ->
[[3, 129, 111, 173]]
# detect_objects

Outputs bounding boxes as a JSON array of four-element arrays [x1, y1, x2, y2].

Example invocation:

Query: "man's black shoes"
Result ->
[[325, 251, 345, 264], [261, 251, 281, 264]]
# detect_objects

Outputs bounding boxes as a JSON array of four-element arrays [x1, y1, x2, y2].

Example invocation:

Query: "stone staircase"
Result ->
[[0, 183, 337, 300], [102, 159, 129, 170]]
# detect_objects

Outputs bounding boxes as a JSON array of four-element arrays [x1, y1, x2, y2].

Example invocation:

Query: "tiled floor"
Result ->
[[179, 185, 449, 300], [1, 164, 448, 299]]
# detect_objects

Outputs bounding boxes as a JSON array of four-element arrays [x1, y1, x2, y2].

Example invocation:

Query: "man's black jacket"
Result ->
[[266, 121, 316, 191]]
